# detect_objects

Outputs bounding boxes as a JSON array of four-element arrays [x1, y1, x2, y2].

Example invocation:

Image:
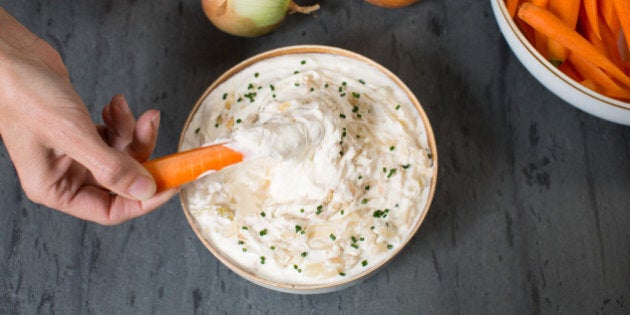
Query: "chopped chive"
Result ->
[[238, 240, 244, 245], [383, 167, 387, 173], [365, 185, 370, 191], [242, 226, 248, 230], [301, 252, 307, 257], [324, 83, 329, 88], [247, 83, 254, 90], [237, 97, 243, 102], [390, 146, 395, 151], [361, 198, 368, 205], [316, 205, 323, 215], [294, 70, 299, 74], [236, 118, 242, 124], [295, 225, 303, 233], [371, 226, 375, 230], [222, 93, 227, 100], [259, 229, 268, 236], [351, 243, 359, 249], [340, 210, 345, 215], [330, 233, 336, 241], [387, 168, 397, 178], [214, 123, 219, 128], [340, 93, 347, 97], [195, 127, 201, 134], [360, 237, 365, 241], [395, 104, 401, 110], [260, 211, 266, 217], [339, 86, 343, 93], [358, 79, 366, 85], [342, 81, 347, 86], [340, 113, 346, 119], [362, 260, 368, 267], [373, 210, 386, 218], [270, 246, 276, 250], [260, 256, 265, 264], [358, 175, 363, 180], [402, 164, 411, 169], [301, 60, 306, 65], [254, 72, 259, 78], [339, 272, 346, 276], [387, 244, 393, 250], [270, 84, 275, 91], [352, 105, 359, 113], [428, 153, 433, 159], [242, 248, 247, 252], [294, 82, 300, 87], [352, 92, 360, 98], [294, 264, 298, 270], [310, 87, 314, 92], [272, 94, 276, 98], [300, 208, 305, 213], [351, 236, 358, 243]]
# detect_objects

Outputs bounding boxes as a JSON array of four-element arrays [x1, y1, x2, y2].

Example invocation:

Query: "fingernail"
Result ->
[[114, 95, 130, 113], [128, 175, 156, 200], [151, 111, 161, 129]]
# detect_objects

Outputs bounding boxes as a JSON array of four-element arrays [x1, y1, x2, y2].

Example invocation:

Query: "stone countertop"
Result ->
[[1, 0, 628, 313]]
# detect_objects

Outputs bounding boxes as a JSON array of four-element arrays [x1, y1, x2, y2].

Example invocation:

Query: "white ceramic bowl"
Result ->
[[491, 0, 630, 125], [178, 45, 438, 294]]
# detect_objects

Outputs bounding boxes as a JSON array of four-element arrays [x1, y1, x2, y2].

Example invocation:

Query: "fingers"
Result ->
[[102, 94, 135, 151], [101, 94, 160, 162], [52, 185, 179, 225]]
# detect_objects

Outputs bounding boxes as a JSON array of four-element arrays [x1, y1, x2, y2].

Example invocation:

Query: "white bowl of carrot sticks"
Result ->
[[491, 0, 630, 125]]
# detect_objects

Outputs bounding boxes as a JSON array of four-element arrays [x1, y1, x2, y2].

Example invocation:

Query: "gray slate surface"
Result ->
[[1, 0, 628, 314]]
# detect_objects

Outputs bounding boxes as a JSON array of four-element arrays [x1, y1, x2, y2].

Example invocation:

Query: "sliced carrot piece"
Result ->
[[598, 13, 626, 70], [558, 60, 582, 81], [580, 79, 598, 91], [507, 0, 519, 18], [518, 3, 630, 87], [530, 0, 549, 9], [547, 0, 581, 64], [569, 52, 626, 93], [530, 0, 550, 57], [600, 0, 621, 35], [143, 144, 243, 191], [580, 8, 608, 57], [613, 0, 630, 55], [583, 0, 601, 39]]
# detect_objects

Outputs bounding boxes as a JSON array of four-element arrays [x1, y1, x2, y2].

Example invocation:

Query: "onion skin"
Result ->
[[365, 0, 418, 8], [202, 0, 291, 37]]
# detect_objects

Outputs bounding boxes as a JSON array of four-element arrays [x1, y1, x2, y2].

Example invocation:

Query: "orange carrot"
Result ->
[[530, 0, 550, 56], [580, 8, 608, 57], [583, 0, 601, 39], [600, 0, 621, 35], [507, 0, 519, 18], [580, 79, 598, 91], [598, 13, 625, 70], [547, 0, 581, 64], [143, 144, 243, 191], [613, 0, 630, 55], [530, 0, 549, 9], [516, 17, 537, 45], [568, 52, 626, 94], [518, 3, 630, 87], [558, 60, 582, 81]]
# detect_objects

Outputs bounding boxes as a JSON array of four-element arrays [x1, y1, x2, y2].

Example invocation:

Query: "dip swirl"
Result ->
[[181, 52, 434, 285]]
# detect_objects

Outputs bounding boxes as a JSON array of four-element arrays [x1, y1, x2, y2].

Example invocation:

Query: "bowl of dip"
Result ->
[[179, 45, 438, 294]]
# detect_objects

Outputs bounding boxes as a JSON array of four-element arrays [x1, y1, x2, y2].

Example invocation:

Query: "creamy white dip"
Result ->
[[181, 53, 434, 285]]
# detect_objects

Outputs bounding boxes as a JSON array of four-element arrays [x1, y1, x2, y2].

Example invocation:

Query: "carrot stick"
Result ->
[[518, 3, 630, 87], [516, 17, 536, 45], [600, 0, 621, 35], [580, 8, 608, 57], [547, 0, 581, 64], [613, 0, 630, 55], [598, 13, 625, 70], [568, 52, 626, 93], [143, 144, 244, 191], [558, 60, 582, 81], [531, 0, 550, 57], [507, 0, 519, 18], [583, 0, 601, 39]]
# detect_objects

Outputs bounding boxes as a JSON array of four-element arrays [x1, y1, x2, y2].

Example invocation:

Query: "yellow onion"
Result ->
[[365, 0, 418, 8], [202, 0, 319, 37]]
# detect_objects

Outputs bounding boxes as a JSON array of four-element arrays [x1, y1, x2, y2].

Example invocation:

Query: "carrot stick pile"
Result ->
[[507, 0, 630, 102]]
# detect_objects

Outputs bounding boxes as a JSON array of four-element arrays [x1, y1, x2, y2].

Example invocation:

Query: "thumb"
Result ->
[[67, 134, 157, 200]]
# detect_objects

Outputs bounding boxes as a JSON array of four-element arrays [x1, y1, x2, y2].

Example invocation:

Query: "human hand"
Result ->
[[0, 8, 178, 225]]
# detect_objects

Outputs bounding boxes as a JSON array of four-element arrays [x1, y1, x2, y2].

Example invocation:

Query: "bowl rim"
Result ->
[[177, 45, 439, 293], [492, 0, 630, 111]]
